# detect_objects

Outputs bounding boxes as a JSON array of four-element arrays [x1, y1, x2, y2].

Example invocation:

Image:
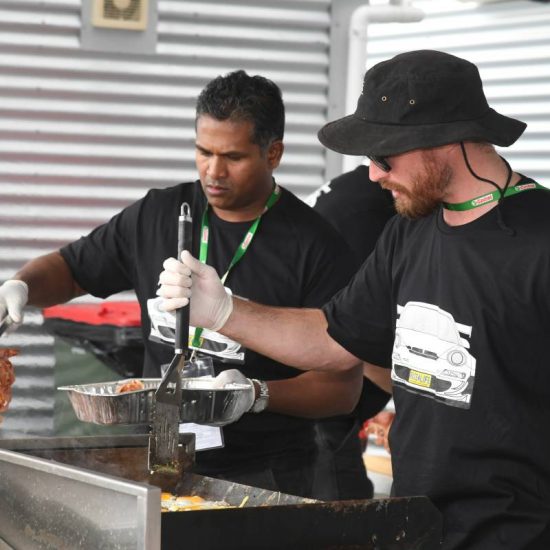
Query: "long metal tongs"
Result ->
[[0, 315, 14, 338], [148, 202, 192, 474]]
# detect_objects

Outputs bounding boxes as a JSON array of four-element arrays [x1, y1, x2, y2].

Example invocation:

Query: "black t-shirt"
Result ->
[[61, 180, 356, 468], [311, 165, 395, 420], [323, 179, 550, 549], [310, 165, 396, 266]]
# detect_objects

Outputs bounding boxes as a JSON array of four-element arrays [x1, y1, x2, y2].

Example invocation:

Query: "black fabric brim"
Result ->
[[318, 108, 526, 157]]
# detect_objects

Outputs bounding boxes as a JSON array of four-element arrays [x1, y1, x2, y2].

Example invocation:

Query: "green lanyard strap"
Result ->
[[192, 184, 281, 347], [443, 181, 547, 211]]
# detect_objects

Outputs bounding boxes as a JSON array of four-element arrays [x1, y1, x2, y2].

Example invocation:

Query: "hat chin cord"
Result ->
[[459, 142, 515, 236]]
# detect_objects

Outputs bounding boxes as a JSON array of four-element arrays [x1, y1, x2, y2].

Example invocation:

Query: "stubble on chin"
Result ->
[[390, 157, 452, 220]]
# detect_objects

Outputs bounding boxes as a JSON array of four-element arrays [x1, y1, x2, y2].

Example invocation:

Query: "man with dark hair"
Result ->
[[0, 69, 362, 498], [196, 69, 285, 149], [157, 51, 550, 548]]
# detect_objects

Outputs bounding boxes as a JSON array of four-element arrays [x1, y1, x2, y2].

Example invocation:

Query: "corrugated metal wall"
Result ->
[[0, 0, 332, 436], [364, 0, 550, 186]]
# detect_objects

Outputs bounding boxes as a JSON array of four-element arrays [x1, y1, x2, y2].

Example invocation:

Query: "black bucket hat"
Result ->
[[318, 50, 526, 157]]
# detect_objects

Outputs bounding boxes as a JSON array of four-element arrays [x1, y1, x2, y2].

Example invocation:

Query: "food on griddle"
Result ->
[[0, 348, 18, 413], [161, 492, 231, 512], [115, 379, 145, 394]]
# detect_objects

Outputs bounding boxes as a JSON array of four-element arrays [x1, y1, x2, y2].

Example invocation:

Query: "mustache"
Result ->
[[204, 178, 228, 187], [380, 180, 410, 196]]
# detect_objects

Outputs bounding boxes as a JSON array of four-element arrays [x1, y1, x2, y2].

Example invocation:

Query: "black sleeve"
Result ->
[[269, 190, 359, 310], [331, 206, 395, 265], [312, 166, 395, 266], [60, 198, 143, 298], [356, 378, 391, 421], [300, 223, 358, 309], [322, 221, 396, 368]]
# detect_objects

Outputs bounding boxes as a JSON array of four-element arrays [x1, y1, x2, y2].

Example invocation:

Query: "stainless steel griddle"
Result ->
[[0, 436, 442, 549]]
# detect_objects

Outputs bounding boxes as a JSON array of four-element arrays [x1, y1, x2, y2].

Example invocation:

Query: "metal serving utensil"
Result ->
[[0, 316, 14, 338], [148, 202, 192, 474]]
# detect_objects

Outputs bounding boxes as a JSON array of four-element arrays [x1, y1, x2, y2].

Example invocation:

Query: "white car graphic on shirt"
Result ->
[[391, 301, 476, 408], [147, 297, 245, 364]]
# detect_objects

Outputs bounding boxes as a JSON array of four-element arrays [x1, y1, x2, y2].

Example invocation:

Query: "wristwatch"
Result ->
[[250, 379, 269, 413]]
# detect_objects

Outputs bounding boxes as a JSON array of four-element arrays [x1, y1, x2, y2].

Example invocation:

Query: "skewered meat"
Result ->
[[0, 348, 17, 413]]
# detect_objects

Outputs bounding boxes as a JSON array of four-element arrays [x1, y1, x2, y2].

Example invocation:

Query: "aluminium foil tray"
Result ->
[[58, 378, 250, 426]]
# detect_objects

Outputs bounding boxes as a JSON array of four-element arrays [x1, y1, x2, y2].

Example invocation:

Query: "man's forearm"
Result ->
[[14, 251, 85, 307], [266, 365, 363, 418], [363, 362, 393, 394], [222, 297, 359, 372]]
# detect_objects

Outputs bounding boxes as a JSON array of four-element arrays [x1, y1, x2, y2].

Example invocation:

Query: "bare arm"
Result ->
[[159, 253, 361, 373], [265, 364, 363, 418], [14, 251, 86, 306], [363, 362, 393, 394], [222, 298, 359, 372]]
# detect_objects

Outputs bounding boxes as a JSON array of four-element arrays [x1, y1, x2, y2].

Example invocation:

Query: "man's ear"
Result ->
[[267, 140, 284, 169]]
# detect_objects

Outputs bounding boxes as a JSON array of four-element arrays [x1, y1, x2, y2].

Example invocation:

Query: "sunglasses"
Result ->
[[367, 155, 391, 172]]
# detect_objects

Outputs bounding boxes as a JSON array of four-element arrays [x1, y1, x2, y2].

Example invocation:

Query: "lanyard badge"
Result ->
[[192, 184, 281, 347], [443, 181, 546, 211]]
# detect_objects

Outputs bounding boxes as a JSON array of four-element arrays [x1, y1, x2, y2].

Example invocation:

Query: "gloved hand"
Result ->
[[157, 251, 233, 331], [0, 280, 28, 324], [212, 369, 255, 424]]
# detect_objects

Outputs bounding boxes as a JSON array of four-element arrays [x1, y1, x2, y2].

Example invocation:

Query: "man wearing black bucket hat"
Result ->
[[159, 50, 550, 548]]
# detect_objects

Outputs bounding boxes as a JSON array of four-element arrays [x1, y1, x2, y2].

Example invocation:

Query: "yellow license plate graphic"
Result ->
[[408, 370, 432, 388]]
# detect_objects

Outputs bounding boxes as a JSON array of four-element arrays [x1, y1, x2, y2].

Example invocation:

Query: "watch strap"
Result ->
[[250, 379, 269, 413]]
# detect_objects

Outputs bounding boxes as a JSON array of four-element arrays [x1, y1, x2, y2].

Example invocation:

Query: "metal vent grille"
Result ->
[[104, 0, 142, 21], [93, 0, 148, 30]]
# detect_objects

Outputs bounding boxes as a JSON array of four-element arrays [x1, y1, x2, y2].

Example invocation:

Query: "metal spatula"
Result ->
[[148, 202, 192, 474]]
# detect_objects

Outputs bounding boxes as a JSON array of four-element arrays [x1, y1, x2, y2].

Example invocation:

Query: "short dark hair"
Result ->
[[196, 70, 285, 150]]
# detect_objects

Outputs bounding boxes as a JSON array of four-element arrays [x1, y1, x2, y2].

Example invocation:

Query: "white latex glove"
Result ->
[[212, 369, 255, 422], [157, 251, 233, 332], [0, 280, 28, 324]]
